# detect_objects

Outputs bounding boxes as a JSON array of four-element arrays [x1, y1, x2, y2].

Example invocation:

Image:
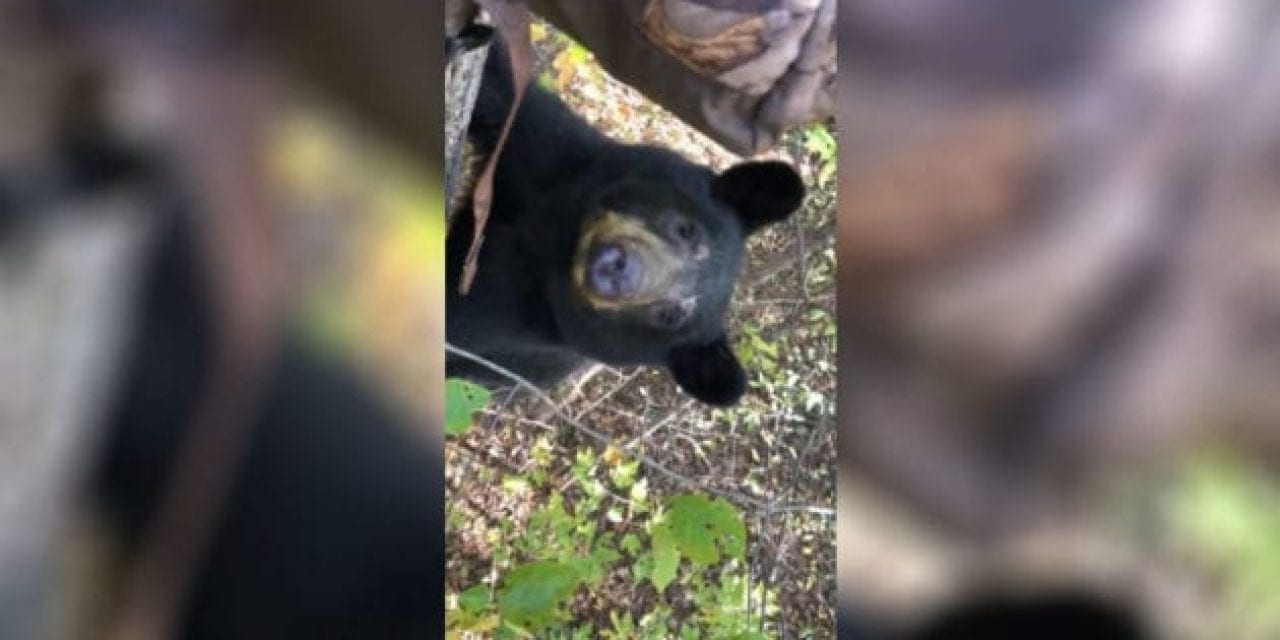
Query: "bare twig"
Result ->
[[445, 343, 833, 514]]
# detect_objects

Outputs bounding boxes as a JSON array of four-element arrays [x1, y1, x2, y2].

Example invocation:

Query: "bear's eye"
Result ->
[[675, 220, 697, 240], [664, 216, 702, 248]]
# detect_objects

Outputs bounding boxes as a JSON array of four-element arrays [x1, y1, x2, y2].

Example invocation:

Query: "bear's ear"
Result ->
[[667, 335, 746, 406], [712, 160, 805, 235]]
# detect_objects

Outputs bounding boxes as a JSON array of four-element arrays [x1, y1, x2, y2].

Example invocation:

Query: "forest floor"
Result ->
[[443, 21, 838, 638]]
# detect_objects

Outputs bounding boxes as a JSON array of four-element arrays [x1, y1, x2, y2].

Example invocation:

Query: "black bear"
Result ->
[[447, 43, 806, 407]]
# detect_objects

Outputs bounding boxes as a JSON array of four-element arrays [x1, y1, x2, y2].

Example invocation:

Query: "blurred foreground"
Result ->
[[837, 1, 1280, 638], [1, 3, 443, 638]]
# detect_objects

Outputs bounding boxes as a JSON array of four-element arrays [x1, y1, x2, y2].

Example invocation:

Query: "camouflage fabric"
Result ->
[[529, 0, 834, 156], [836, 0, 1280, 533]]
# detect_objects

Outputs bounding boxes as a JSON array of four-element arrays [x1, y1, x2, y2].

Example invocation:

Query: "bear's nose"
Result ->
[[587, 243, 644, 298]]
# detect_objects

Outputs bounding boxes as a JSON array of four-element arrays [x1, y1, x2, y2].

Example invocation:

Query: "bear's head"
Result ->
[[540, 159, 804, 406]]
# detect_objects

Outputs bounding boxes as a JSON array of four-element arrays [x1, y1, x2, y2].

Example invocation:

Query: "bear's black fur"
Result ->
[[447, 43, 806, 406]]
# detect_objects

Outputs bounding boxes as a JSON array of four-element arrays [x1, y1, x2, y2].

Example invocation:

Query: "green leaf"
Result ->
[[530, 22, 548, 43], [632, 551, 653, 582], [620, 533, 642, 556], [804, 125, 837, 160], [566, 41, 591, 65], [750, 333, 778, 360], [502, 476, 530, 495], [818, 160, 836, 184], [498, 561, 585, 630], [457, 584, 490, 614], [665, 495, 747, 566], [610, 459, 640, 490], [587, 547, 621, 582], [650, 525, 679, 592], [1168, 456, 1280, 634], [445, 378, 491, 437]]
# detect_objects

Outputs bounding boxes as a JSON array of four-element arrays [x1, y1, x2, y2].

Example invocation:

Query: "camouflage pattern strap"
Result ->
[[460, 0, 533, 295]]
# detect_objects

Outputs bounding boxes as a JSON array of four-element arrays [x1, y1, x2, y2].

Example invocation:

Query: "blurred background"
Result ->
[[837, 0, 1280, 638], [1, 1, 443, 637]]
